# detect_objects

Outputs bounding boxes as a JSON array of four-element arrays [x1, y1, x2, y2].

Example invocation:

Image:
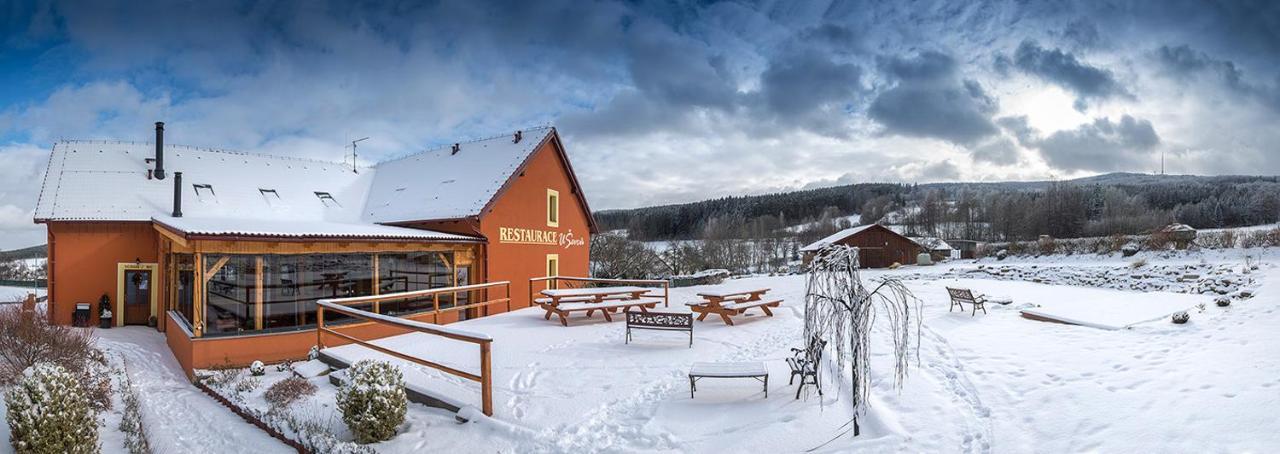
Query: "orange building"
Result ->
[[34, 124, 595, 373]]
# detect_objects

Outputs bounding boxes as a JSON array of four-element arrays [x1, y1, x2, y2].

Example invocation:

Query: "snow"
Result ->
[[93, 327, 293, 453], [154, 216, 477, 241], [311, 249, 1280, 452], [0, 286, 42, 303], [689, 361, 767, 377], [34, 128, 556, 231], [799, 224, 877, 252]]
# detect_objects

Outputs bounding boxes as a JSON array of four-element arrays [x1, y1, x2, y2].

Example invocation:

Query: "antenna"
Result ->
[[347, 137, 369, 174], [1161, 149, 1165, 175]]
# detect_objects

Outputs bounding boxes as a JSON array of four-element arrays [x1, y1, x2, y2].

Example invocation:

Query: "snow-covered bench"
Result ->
[[688, 361, 769, 398], [538, 298, 662, 327]]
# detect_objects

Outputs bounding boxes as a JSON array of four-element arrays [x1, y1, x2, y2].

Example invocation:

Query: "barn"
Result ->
[[33, 123, 595, 373], [800, 224, 923, 268]]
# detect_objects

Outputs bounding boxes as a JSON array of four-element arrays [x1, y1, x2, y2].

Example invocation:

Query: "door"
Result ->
[[123, 269, 153, 325]]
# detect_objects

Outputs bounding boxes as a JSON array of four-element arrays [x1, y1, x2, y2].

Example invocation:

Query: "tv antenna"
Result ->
[[346, 137, 368, 173]]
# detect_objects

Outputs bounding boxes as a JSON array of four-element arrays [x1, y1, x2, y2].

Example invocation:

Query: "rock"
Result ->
[[1171, 311, 1190, 324], [996, 249, 1008, 260], [1215, 296, 1231, 307]]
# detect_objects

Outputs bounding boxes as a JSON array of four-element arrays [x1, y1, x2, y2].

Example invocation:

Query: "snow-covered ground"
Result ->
[[0, 286, 42, 303], [304, 249, 1280, 452]]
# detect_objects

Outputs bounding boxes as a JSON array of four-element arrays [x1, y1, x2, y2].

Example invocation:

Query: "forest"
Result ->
[[597, 173, 1280, 243]]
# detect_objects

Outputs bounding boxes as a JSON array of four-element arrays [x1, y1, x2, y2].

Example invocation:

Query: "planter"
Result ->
[[100, 317, 113, 329]]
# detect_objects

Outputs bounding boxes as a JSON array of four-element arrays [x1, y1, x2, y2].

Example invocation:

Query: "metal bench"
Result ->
[[689, 361, 769, 398], [787, 335, 826, 399], [946, 287, 989, 316], [625, 311, 693, 347]]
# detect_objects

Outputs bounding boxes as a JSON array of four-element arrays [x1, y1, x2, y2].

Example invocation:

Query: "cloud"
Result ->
[[1011, 40, 1129, 110], [868, 51, 999, 145], [1032, 115, 1160, 172], [970, 137, 1021, 165]]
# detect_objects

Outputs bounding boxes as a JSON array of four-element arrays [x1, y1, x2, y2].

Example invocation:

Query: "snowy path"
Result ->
[[96, 328, 293, 454]]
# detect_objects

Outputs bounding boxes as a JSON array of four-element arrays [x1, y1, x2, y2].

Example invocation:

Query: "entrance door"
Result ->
[[123, 269, 153, 325]]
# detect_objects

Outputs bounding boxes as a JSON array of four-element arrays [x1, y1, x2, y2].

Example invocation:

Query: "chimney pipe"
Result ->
[[172, 172, 183, 218], [154, 122, 166, 180]]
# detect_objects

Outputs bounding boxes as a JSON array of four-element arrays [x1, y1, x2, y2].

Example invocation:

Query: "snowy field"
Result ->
[[0, 285, 42, 303], [8, 249, 1277, 452], [302, 250, 1280, 452]]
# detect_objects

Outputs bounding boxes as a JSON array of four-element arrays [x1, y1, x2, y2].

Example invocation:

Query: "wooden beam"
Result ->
[[254, 256, 264, 331], [153, 223, 189, 248], [204, 256, 230, 282], [371, 254, 381, 313], [193, 252, 204, 337]]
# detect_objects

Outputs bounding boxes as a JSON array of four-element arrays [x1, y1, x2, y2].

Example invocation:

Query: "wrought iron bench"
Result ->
[[787, 335, 826, 399], [625, 311, 693, 347], [946, 287, 990, 316], [689, 361, 769, 398]]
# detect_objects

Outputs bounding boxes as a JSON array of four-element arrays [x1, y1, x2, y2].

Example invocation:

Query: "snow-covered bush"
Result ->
[[249, 360, 266, 376], [264, 376, 317, 409], [0, 306, 97, 385], [1121, 242, 1141, 257], [1171, 312, 1190, 324], [995, 249, 1008, 260], [5, 362, 100, 453], [337, 360, 406, 444], [1129, 258, 1148, 269], [117, 361, 152, 454], [1215, 296, 1231, 307], [308, 345, 321, 361]]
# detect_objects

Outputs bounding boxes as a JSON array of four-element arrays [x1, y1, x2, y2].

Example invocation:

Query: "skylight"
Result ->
[[193, 184, 216, 203], [260, 189, 281, 207], [315, 191, 341, 208]]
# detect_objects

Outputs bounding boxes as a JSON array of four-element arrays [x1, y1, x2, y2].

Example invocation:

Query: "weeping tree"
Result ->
[[804, 245, 921, 438]]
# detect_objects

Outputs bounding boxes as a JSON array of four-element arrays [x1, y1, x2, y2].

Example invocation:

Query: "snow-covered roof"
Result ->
[[910, 237, 953, 251], [34, 128, 568, 238], [154, 216, 479, 241], [363, 127, 554, 223], [799, 224, 877, 252]]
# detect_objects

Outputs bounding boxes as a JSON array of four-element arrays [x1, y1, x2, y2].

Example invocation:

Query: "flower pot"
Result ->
[[100, 317, 113, 329]]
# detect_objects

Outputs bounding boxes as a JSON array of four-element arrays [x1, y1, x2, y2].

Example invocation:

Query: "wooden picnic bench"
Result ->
[[685, 288, 781, 325], [537, 286, 661, 326], [688, 361, 769, 398], [625, 311, 693, 347], [945, 287, 1009, 316]]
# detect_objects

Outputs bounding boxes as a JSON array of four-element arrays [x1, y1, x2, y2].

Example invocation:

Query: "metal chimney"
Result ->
[[154, 122, 166, 180], [172, 172, 183, 218]]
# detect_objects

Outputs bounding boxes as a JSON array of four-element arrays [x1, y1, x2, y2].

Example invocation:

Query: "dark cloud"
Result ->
[[1058, 19, 1102, 49], [1012, 40, 1129, 110], [1034, 115, 1160, 172], [996, 116, 1037, 146], [759, 50, 861, 117], [869, 51, 998, 145], [971, 138, 1021, 165], [1157, 45, 1246, 89]]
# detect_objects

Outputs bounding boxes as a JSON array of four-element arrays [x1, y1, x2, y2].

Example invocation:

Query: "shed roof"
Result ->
[[33, 127, 594, 237], [800, 224, 877, 252], [154, 216, 479, 241]]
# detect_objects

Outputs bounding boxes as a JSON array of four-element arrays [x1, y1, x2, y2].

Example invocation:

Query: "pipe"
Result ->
[[173, 172, 183, 217], [154, 122, 166, 180]]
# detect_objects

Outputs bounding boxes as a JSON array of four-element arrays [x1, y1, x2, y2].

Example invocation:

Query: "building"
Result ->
[[799, 224, 922, 268], [944, 239, 981, 259], [34, 124, 595, 372], [910, 237, 953, 262]]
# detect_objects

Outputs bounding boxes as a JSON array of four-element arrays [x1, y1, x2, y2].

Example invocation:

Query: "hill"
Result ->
[[0, 244, 48, 262]]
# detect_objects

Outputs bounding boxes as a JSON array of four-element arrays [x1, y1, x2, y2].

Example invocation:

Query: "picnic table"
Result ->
[[536, 286, 662, 326], [686, 288, 781, 326]]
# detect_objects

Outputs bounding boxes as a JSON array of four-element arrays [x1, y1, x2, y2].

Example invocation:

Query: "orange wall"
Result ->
[[46, 222, 159, 325], [479, 138, 592, 310]]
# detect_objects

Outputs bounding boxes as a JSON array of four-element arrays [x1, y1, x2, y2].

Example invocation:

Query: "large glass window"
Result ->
[[378, 252, 456, 315], [172, 254, 194, 325], [204, 255, 256, 334], [262, 254, 375, 330]]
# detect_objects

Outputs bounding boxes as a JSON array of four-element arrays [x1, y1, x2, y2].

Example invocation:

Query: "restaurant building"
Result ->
[[33, 124, 595, 372]]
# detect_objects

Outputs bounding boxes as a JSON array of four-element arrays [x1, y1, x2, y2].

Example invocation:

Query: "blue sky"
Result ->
[[1, 0, 1279, 248]]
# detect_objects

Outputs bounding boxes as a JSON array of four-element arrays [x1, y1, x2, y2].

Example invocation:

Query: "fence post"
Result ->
[[316, 305, 325, 349], [480, 341, 493, 416]]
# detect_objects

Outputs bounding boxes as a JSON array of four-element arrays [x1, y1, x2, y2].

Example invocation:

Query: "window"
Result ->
[[193, 184, 216, 203], [259, 189, 281, 206], [315, 191, 341, 207], [546, 254, 559, 277], [547, 189, 560, 227]]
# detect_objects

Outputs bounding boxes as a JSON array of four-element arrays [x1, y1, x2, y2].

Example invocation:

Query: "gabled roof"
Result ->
[[153, 216, 479, 242], [33, 127, 598, 236], [800, 224, 877, 252]]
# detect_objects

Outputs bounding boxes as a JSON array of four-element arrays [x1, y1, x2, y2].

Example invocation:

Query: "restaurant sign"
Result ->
[[498, 227, 586, 249]]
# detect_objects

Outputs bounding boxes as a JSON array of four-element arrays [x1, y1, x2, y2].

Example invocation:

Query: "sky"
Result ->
[[1, 0, 1278, 249]]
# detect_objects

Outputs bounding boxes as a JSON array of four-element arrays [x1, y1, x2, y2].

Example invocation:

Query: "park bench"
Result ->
[[688, 361, 769, 398], [625, 311, 693, 347], [787, 335, 826, 399], [946, 287, 1007, 316]]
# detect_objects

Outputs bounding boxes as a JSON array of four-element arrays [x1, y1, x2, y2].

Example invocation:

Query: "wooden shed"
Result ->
[[800, 224, 922, 268]]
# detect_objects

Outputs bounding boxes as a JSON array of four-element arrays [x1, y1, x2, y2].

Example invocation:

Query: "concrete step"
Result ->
[[318, 350, 470, 421]]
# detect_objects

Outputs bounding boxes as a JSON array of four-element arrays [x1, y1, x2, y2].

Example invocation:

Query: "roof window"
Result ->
[[193, 184, 216, 203], [315, 191, 341, 208], [260, 189, 281, 206]]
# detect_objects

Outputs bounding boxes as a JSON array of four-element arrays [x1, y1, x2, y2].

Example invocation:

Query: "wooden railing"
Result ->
[[316, 281, 509, 416], [529, 276, 670, 307]]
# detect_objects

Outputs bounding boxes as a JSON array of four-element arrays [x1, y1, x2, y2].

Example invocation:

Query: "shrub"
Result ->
[[1171, 312, 1190, 324], [117, 361, 152, 454], [0, 306, 97, 385], [337, 360, 406, 444], [5, 363, 100, 453], [250, 360, 266, 376], [1129, 258, 1148, 269], [265, 376, 318, 409]]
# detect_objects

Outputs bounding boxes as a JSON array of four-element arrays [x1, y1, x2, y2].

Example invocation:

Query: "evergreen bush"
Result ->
[[5, 362, 100, 454], [336, 360, 406, 444]]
